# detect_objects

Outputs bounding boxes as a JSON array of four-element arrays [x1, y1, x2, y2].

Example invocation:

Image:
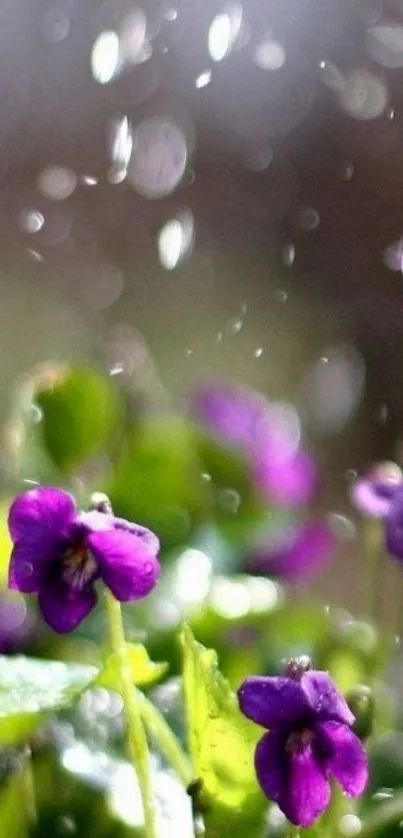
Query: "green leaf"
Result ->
[[110, 417, 208, 545], [36, 364, 119, 472], [97, 644, 168, 690], [180, 624, 266, 838], [0, 656, 97, 745]]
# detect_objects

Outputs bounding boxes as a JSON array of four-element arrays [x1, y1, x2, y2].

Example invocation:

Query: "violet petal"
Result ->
[[282, 742, 331, 827], [254, 729, 288, 803], [315, 720, 368, 797], [87, 528, 160, 602], [238, 676, 309, 728], [386, 491, 403, 560], [38, 583, 97, 633], [113, 518, 160, 555], [8, 540, 50, 593], [254, 450, 318, 507], [8, 486, 76, 543], [301, 671, 355, 726]]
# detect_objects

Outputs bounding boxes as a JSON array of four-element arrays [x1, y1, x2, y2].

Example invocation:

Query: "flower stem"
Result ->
[[104, 590, 157, 838], [21, 751, 37, 827], [137, 691, 194, 788], [359, 790, 403, 837], [364, 520, 383, 623]]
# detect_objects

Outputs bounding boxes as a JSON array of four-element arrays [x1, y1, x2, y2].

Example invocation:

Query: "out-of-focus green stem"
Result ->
[[364, 520, 383, 624], [104, 591, 157, 838], [21, 752, 37, 827], [138, 691, 194, 789]]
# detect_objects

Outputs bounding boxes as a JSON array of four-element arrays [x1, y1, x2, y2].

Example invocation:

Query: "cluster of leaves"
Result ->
[[0, 361, 401, 838]]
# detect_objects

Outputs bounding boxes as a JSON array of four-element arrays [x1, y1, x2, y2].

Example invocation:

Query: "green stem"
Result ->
[[21, 752, 37, 827], [359, 790, 403, 837], [138, 691, 194, 788], [104, 591, 157, 838], [364, 520, 383, 623]]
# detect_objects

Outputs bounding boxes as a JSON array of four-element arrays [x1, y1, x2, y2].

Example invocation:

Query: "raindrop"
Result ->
[[372, 788, 395, 801], [42, 8, 70, 43], [201, 472, 212, 482], [37, 166, 77, 201], [338, 70, 388, 120], [297, 207, 320, 231], [339, 160, 355, 181], [81, 175, 98, 186], [275, 289, 288, 302], [108, 115, 133, 183], [254, 347, 263, 358], [18, 210, 44, 234], [318, 60, 345, 91], [91, 31, 121, 84], [195, 70, 212, 88], [328, 513, 357, 541], [254, 39, 286, 71], [345, 468, 358, 482], [157, 211, 194, 270], [225, 317, 243, 335], [244, 145, 273, 171], [281, 243, 295, 267], [219, 488, 241, 513], [128, 117, 188, 199], [384, 239, 403, 272], [208, 4, 243, 62], [58, 816, 77, 834]]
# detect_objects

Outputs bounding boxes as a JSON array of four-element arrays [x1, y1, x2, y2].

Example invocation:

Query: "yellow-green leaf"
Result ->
[[97, 644, 168, 691], [180, 625, 266, 838]]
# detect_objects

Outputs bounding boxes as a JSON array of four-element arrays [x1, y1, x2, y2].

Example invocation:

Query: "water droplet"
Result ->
[[275, 289, 288, 302], [37, 166, 77, 201], [19, 210, 44, 234], [372, 787, 395, 801], [345, 468, 358, 482], [42, 8, 70, 42], [339, 160, 355, 181], [91, 31, 121, 85], [339, 814, 362, 836], [281, 243, 295, 267], [297, 207, 320, 231], [254, 347, 263, 358], [226, 317, 243, 335], [254, 39, 286, 71], [195, 70, 212, 88], [219, 488, 241, 513], [201, 472, 212, 482]]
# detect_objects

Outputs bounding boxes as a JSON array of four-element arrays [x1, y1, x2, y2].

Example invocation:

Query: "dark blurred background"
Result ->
[[2, 0, 403, 612]]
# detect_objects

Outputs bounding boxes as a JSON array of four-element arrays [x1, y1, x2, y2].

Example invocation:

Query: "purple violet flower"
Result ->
[[7, 486, 161, 634], [247, 521, 336, 581], [191, 382, 317, 507], [238, 662, 368, 827], [385, 487, 403, 560], [350, 462, 402, 519]]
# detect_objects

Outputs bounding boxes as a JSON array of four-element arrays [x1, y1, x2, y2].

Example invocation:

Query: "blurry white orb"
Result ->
[[108, 116, 133, 183], [157, 211, 194, 270], [19, 210, 44, 234], [37, 166, 77, 201], [338, 69, 388, 120], [195, 70, 212, 88], [367, 21, 403, 69], [339, 815, 362, 836], [254, 39, 286, 70], [208, 3, 243, 62], [384, 239, 403, 271], [281, 243, 295, 267], [128, 117, 188, 199], [119, 8, 147, 64], [303, 345, 365, 433], [91, 31, 121, 84]]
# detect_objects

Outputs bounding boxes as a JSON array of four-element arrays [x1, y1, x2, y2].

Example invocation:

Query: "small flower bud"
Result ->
[[89, 492, 113, 514], [346, 684, 375, 740], [285, 655, 312, 679]]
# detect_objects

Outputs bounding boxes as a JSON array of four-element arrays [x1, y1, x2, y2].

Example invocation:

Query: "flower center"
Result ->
[[63, 547, 97, 591], [286, 728, 314, 754]]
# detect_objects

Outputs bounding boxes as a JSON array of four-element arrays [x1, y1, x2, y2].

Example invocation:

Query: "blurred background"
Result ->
[[2, 0, 403, 611]]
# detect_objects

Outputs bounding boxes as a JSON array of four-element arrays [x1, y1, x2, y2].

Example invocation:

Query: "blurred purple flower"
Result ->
[[0, 592, 35, 654], [350, 462, 402, 519], [247, 521, 336, 581], [238, 663, 368, 827], [8, 487, 160, 633], [385, 487, 403, 560], [191, 382, 317, 507]]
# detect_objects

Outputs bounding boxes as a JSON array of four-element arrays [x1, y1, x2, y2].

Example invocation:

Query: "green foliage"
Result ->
[[36, 365, 119, 473], [97, 644, 168, 691], [0, 656, 97, 745], [110, 417, 208, 545], [180, 624, 266, 838]]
